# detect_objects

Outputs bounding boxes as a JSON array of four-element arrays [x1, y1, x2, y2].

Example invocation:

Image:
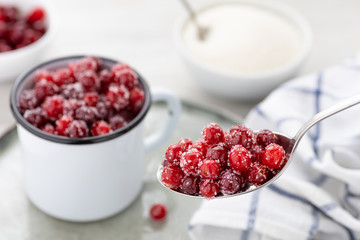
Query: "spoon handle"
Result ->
[[292, 94, 360, 152]]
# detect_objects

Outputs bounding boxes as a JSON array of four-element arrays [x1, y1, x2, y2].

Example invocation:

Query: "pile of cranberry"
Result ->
[[161, 123, 287, 199], [18, 56, 145, 138], [0, 5, 47, 52]]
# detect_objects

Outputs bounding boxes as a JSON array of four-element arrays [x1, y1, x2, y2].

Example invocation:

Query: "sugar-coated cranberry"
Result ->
[[250, 145, 264, 163], [7, 21, 26, 45], [83, 92, 99, 107], [66, 120, 89, 138], [180, 149, 204, 175], [111, 63, 131, 73], [3, 6, 18, 22], [225, 125, 255, 150], [18, 89, 38, 113], [202, 123, 224, 146], [53, 68, 75, 86], [256, 129, 278, 148], [199, 180, 219, 199], [219, 169, 243, 195], [42, 123, 55, 134], [55, 114, 73, 136], [206, 143, 228, 170], [181, 175, 200, 195], [75, 106, 99, 123], [99, 69, 113, 93], [61, 82, 84, 99], [69, 56, 101, 76], [109, 115, 127, 130], [34, 70, 53, 83], [247, 162, 268, 186], [178, 138, 192, 151], [32, 20, 46, 34], [106, 85, 129, 110], [0, 40, 11, 52], [149, 203, 167, 221], [34, 79, 58, 102], [162, 159, 171, 167], [161, 166, 184, 189], [91, 120, 111, 136], [164, 143, 183, 166], [23, 107, 47, 127], [199, 159, 221, 179], [128, 87, 144, 113], [191, 140, 208, 156], [96, 101, 112, 120], [262, 143, 285, 170], [63, 99, 83, 117], [229, 145, 251, 172], [0, 21, 7, 38], [42, 95, 64, 120], [113, 69, 139, 90], [77, 70, 99, 91], [27, 7, 45, 24], [21, 28, 41, 45]]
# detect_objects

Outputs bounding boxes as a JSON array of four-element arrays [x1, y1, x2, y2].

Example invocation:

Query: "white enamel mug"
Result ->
[[10, 56, 181, 222]]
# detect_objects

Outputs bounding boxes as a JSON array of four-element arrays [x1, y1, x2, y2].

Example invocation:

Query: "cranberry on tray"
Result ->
[[18, 56, 145, 138], [0, 5, 47, 52], [160, 123, 288, 199]]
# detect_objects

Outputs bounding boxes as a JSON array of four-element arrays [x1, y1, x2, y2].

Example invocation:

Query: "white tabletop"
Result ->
[[0, 0, 360, 237]]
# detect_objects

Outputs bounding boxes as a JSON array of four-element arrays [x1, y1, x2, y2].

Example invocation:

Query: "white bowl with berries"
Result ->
[[0, 0, 55, 82]]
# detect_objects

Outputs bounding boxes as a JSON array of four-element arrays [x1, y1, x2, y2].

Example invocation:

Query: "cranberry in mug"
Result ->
[[18, 56, 145, 138]]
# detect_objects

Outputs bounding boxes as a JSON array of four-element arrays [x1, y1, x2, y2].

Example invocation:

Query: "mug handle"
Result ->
[[144, 87, 182, 152]]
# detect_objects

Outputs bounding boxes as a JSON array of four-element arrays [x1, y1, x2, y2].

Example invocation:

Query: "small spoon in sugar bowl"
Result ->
[[179, 0, 208, 41], [157, 94, 360, 199]]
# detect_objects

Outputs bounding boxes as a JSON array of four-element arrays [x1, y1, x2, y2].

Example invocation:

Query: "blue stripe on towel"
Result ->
[[307, 207, 320, 240], [254, 106, 268, 120], [319, 202, 338, 212], [241, 191, 260, 240], [312, 173, 328, 185]]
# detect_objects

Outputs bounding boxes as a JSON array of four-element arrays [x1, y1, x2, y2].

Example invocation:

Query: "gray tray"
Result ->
[[0, 100, 242, 240]]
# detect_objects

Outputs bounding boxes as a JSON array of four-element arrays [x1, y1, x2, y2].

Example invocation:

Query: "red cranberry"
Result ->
[[0, 40, 11, 52], [229, 145, 251, 172], [202, 123, 224, 146], [199, 159, 221, 179], [178, 138, 192, 151], [61, 83, 84, 99], [91, 120, 111, 136], [34, 70, 53, 83], [149, 203, 167, 221], [63, 99, 83, 117], [23, 107, 47, 127], [21, 29, 41, 45], [180, 149, 204, 175], [106, 85, 129, 110], [66, 120, 89, 138], [250, 145, 264, 163], [181, 175, 200, 195], [164, 143, 183, 166], [109, 115, 127, 130], [113, 69, 139, 90], [69, 56, 101, 76], [75, 106, 99, 123], [18, 89, 38, 113], [191, 140, 208, 156], [219, 169, 243, 195], [111, 63, 131, 73], [262, 143, 285, 170], [3, 6, 18, 22], [0, 21, 8, 38], [199, 180, 219, 199], [247, 162, 268, 186], [53, 68, 75, 86], [42, 95, 64, 120], [55, 115, 73, 136], [161, 166, 184, 189], [42, 123, 55, 134], [96, 101, 112, 120], [128, 87, 144, 113], [77, 70, 99, 91], [34, 79, 58, 102], [83, 92, 99, 107], [206, 143, 228, 170], [99, 69, 113, 92], [7, 21, 26, 45], [27, 7, 45, 24], [225, 125, 255, 149], [32, 20, 46, 34], [256, 129, 278, 148]]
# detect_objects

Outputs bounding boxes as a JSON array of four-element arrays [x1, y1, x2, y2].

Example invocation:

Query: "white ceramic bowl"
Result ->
[[174, 0, 312, 100], [0, 0, 55, 82]]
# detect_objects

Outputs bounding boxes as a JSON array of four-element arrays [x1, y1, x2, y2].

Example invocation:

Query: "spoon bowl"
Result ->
[[157, 94, 360, 199]]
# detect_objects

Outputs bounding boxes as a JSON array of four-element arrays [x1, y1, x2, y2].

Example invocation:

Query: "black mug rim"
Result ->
[[10, 55, 151, 145]]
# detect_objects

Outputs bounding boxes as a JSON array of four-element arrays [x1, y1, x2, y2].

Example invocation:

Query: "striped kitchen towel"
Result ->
[[188, 55, 360, 240]]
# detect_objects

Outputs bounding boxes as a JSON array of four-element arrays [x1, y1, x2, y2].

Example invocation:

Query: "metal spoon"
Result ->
[[179, 0, 208, 41], [157, 94, 360, 199]]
